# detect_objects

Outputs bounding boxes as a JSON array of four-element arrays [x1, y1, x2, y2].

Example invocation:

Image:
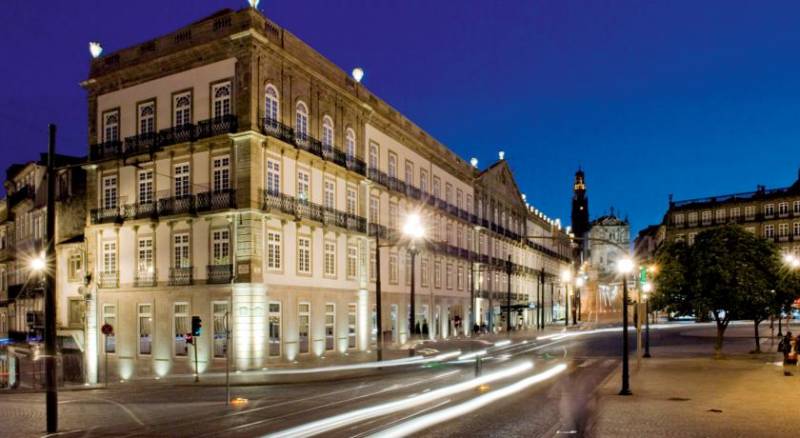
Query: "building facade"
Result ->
[[664, 171, 800, 256], [581, 212, 631, 320], [66, 6, 574, 382]]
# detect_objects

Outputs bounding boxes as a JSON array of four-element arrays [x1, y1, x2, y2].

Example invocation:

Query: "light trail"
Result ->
[[264, 361, 534, 438], [262, 351, 460, 375], [374, 363, 568, 437]]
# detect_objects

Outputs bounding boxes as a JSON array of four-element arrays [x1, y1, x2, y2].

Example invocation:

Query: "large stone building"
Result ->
[[0, 7, 572, 384], [580, 211, 631, 320], [664, 170, 800, 255], [0, 154, 86, 388]]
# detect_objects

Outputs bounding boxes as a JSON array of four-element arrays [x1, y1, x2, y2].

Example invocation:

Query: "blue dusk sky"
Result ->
[[3, 0, 800, 236]]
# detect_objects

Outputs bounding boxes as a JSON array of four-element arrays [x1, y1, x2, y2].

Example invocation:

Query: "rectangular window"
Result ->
[[212, 155, 230, 192], [68, 298, 84, 328], [369, 143, 379, 171], [173, 91, 192, 126], [297, 237, 311, 274], [434, 259, 442, 288], [730, 208, 740, 220], [213, 302, 228, 358], [701, 210, 711, 224], [369, 196, 379, 224], [687, 212, 697, 225], [138, 101, 155, 134], [420, 169, 428, 194], [745, 206, 755, 219], [138, 170, 153, 204], [102, 175, 117, 209], [212, 81, 232, 118], [369, 242, 376, 281], [445, 183, 453, 204], [103, 241, 116, 274], [346, 186, 357, 215], [348, 303, 357, 349], [388, 152, 397, 178], [433, 177, 441, 199], [324, 179, 335, 209], [174, 163, 190, 197], [389, 202, 398, 230], [404, 161, 413, 185], [466, 195, 473, 214], [324, 241, 336, 277], [138, 304, 152, 355], [715, 209, 725, 223], [456, 190, 463, 210], [457, 265, 464, 290], [267, 231, 282, 270], [266, 159, 281, 195], [446, 263, 453, 289], [212, 229, 230, 264], [138, 237, 154, 277], [405, 252, 412, 286], [779, 223, 789, 237], [268, 302, 281, 357], [173, 233, 190, 268], [794, 201, 800, 215], [68, 253, 83, 283], [174, 303, 189, 356], [298, 303, 310, 354], [297, 170, 310, 201], [765, 204, 775, 217], [389, 251, 399, 284], [780, 202, 789, 216], [765, 224, 775, 238], [794, 222, 800, 237], [421, 258, 429, 287], [347, 244, 358, 279], [103, 304, 116, 353], [325, 304, 335, 351]]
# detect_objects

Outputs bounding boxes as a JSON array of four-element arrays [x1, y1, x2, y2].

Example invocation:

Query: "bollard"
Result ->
[[474, 355, 482, 377]]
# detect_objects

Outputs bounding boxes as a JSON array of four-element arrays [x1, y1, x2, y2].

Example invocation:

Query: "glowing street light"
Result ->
[[616, 258, 634, 274], [642, 282, 653, 294], [352, 67, 364, 83], [247, 0, 261, 8], [403, 213, 425, 340], [31, 254, 46, 272], [784, 253, 800, 269], [89, 42, 103, 59]]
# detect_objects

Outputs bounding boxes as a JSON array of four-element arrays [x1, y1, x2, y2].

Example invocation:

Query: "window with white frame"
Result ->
[[457, 265, 464, 290], [324, 241, 336, 277], [68, 252, 82, 282], [322, 115, 334, 148], [297, 236, 311, 274], [174, 163, 190, 197], [268, 302, 281, 357], [102, 241, 116, 274], [138, 170, 153, 204], [347, 244, 358, 279], [404, 161, 413, 185], [137, 237, 154, 277], [346, 128, 356, 160], [765, 224, 775, 238], [434, 259, 442, 288], [103, 110, 119, 142], [346, 186, 357, 215], [369, 242, 376, 281], [421, 257, 429, 287], [456, 189, 463, 210], [794, 222, 800, 237], [730, 208, 740, 220], [68, 298, 84, 328], [779, 223, 789, 237], [174, 302, 189, 356], [687, 211, 697, 225], [213, 301, 229, 358], [138, 101, 155, 134], [212, 81, 232, 118], [745, 206, 755, 219], [325, 303, 335, 351], [298, 302, 310, 354], [102, 175, 117, 209], [212, 155, 230, 192], [295, 101, 309, 140], [324, 179, 335, 209], [446, 263, 453, 289], [138, 303, 153, 355], [265, 84, 279, 122], [103, 304, 116, 353], [266, 159, 280, 195], [432, 177, 441, 199], [466, 194, 473, 214], [369, 142, 379, 170], [420, 169, 428, 194], [174, 92, 192, 126], [173, 233, 190, 268], [267, 230, 282, 270], [780, 202, 789, 216], [389, 251, 398, 284], [348, 303, 357, 348], [715, 209, 725, 223], [389, 202, 398, 230], [445, 183, 452, 204], [212, 229, 230, 264], [405, 252, 412, 286], [297, 169, 310, 202], [388, 152, 397, 178], [765, 204, 775, 217], [369, 195, 379, 223], [794, 201, 800, 215]]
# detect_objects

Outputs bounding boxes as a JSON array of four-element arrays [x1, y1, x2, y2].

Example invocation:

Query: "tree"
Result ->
[[651, 240, 694, 317]]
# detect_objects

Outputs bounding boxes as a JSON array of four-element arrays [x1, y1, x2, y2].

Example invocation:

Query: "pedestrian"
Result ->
[[781, 331, 795, 375]]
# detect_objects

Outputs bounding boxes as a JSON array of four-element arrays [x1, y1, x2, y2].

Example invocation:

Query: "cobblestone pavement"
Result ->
[[588, 323, 800, 437]]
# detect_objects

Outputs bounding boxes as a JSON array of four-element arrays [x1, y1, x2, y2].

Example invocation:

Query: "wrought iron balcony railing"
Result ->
[[90, 206, 123, 224], [98, 271, 119, 289], [134, 270, 157, 287], [263, 191, 366, 234], [196, 189, 237, 212], [207, 264, 233, 284], [169, 267, 193, 286]]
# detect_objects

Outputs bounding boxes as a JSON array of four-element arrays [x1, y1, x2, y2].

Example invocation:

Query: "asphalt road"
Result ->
[[0, 323, 715, 438]]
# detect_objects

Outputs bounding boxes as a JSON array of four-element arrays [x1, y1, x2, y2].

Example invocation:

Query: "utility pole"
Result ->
[[45, 124, 58, 433]]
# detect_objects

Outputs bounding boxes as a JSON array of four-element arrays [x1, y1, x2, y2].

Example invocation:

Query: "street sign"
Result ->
[[639, 267, 647, 286], [101, 323, 113, 336]]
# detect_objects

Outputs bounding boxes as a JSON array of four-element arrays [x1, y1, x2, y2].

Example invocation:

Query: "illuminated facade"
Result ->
[[79, 7, 572, 381]]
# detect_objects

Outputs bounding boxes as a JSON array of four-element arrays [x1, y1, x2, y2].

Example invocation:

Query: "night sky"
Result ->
[[4, 0, 800, 237]]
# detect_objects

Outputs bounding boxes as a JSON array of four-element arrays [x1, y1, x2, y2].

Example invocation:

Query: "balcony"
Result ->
[[262, 118, 367, 176], [207, 264, 233, 284], [91, 207, 123, 224], [169, 267, 193, 286], [263, 191, 366, 234], [89, 115, 238, 161], [134, 270, 157, 287], [124, 201, 157, 220], [196, 189, 237, 212], [157, 195, 195, 217], [98, 271, 118, 289]]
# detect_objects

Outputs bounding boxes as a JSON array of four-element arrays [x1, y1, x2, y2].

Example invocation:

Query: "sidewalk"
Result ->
[[588, 323, 800, 437]]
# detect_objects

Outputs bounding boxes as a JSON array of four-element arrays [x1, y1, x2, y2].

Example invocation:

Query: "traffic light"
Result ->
[[191, 316, 202, 336]]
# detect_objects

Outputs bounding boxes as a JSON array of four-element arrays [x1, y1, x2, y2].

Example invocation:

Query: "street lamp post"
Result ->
[[618, 258, 634, 396], [374, 231, 384, 361], [561, 269, 572, 328], [575, 275, 585, 326], [642, 282, 652, 358], [408, 244, 419, 339], [44, 125, 58, 432], [402, 214, 424, 343], [538, 269, 545, 330], [506, 255, 512, 333]]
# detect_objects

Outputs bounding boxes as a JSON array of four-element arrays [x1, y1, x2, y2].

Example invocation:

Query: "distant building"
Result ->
[[664, 169, 800, 254], [634, 224, 664, 263], [570, 168, 590, 260], [585, 212, 630, 277]]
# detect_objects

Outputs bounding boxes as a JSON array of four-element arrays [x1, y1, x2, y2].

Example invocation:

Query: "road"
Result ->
[[0, 323, 713, 438]]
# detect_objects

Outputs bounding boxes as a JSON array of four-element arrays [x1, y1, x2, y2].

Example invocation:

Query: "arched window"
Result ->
[[322, 115, 334, 148], [345, 128, 356, 160], [174, 92, 192, 127], [212, 82, 232, 118], [265, 84, 279, 124], [295, 101, 308, 141]]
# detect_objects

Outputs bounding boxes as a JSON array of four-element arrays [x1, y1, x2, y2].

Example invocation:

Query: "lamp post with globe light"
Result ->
[[617, 257, 634, 396], [575, 275, 585, 325], [560, 269, 573, 327], [779, 254, 800, 336], [402, 214, 424, 341], [642, 281, 653, 358]]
